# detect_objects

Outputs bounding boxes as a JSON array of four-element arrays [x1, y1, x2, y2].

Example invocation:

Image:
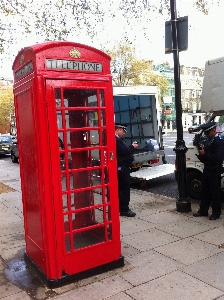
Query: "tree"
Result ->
[[0, 87, 14, 133], [105, 43, 169, 105], [0, 0, 220, 55]]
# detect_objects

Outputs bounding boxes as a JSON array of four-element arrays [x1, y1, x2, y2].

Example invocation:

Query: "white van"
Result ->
[[185, 57, 224, 199]]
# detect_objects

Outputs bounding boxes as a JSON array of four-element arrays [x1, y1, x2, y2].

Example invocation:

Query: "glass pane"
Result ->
[[73, 226, 105, 250], [105, 187, 110, 202], [58, 133, 65, 160], [90, 130, 99, 145], [102, 129, 107, 146], [65, 235, 71, 253], [70, 193, 75, 210], [58, 132, 64, 149], [61, 175, 66, 191], [61, 174, 76, 191], [100, 110, 106, 126], [60, 158, 66, 170], [68, 170, 102, 189], [55, 89, 61, 107], [63, 89, 97, 107], [72, 207, 106, 231], [57, 111, 63, 129], [104, 168, 109, 184], [106, 205, 111, 222], [70, 174, 74, 190], [66, 130, 100, 149], [64, 110, 100, 128], [107, 224, 112, 240], [100, 90, 105, 106], [67, 188, 103, 209], [93, 188, 104, 206], [64, 214, 69, 232], [67, 149, 100, 169], [62, 194, 68, 212]]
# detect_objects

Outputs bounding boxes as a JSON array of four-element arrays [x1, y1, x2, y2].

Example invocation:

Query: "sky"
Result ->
[[1, 0, 224, 79]]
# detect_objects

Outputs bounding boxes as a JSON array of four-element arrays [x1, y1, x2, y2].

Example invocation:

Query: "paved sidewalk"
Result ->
[[1, 158, 224, 300]]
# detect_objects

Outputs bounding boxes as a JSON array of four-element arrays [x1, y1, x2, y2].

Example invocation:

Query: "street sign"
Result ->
[[165, 16, 188, 54]]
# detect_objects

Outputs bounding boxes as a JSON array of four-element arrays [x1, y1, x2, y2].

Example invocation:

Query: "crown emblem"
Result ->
[[69, 48, 81, 58], [20, 55, 25, 65]]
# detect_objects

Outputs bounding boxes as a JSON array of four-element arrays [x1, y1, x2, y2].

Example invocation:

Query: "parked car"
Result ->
[[11, 139, 19, 163], [0, 135, 14, 156], [188, 125, 200, 134]]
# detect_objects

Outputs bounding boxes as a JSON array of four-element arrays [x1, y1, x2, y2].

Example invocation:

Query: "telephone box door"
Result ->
[[46, 79, 121, 275]]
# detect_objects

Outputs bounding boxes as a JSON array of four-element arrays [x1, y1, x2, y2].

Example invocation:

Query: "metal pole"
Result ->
[[170, 0, 191, 212]]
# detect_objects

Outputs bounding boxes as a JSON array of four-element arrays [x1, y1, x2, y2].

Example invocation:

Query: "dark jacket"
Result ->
[[115, 136, 135, 167], [196, 136, 224, 169]]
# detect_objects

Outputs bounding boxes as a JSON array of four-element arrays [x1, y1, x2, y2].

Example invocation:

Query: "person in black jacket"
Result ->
[[193, 122, 224, 220], [115, 124, 138, 217]]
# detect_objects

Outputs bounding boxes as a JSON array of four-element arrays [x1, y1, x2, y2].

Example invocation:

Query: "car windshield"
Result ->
[[0, 136, 12, 143]]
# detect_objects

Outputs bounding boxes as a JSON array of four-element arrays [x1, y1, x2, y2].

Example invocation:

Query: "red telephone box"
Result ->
[[12, 41, 123, 286]]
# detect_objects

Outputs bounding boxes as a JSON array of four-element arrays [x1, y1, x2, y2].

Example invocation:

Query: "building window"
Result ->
[[198, 90, 202, 97], [185, 90, 190, 98]]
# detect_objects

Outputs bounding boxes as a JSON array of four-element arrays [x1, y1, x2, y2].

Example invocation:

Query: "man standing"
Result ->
[[115, 124, 138, 217], [193, 122, 224, 220]]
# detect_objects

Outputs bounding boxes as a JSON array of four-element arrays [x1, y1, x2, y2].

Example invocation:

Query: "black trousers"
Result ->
[[118, 166, 131, 212], [200, 168, 221, 215]]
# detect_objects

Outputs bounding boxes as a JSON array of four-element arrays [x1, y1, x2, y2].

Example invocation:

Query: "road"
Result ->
[[131, 131, 195, 199]]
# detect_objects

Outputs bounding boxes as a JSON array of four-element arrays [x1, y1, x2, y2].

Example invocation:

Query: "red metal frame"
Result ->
[[12, 41, 122, 283]]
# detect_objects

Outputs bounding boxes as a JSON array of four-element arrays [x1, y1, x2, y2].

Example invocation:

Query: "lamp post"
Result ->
[[170, 0, 191, 212]]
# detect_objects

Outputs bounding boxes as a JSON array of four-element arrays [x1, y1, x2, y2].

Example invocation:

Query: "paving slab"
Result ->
[[155, 217, 217, 238], [125, 270, 224, 300], [120, 249, 183, 286], [1, 246, 25, 262], [193, 225, 224, 246], [120, 217, 155, 236], [2, 291, 31, 300], [53, 275, 132, 300], [0, 260, 5, 272], [182, 251, 224, 291], [138, 209, 193, 225], [4, 180, 21, 192], [121, 228, 180, 252], [106, 292, 133, 300], [0, 191, 22, 205], [0, 211, 22, 226], [0, 272, 23, 299], [155, 236, 223, 265], [121, 242, 141, 257], [0, 221, 24, 237]]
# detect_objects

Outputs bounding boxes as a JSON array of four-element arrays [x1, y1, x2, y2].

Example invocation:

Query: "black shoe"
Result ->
[[120, 210, 136, 217], [193, 210, 208, 217], [209, 214, 220, 220]]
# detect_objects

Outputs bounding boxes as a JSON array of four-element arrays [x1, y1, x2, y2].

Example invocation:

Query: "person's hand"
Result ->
[[198, 144, 204, 155], [132, 142, 138, 149]]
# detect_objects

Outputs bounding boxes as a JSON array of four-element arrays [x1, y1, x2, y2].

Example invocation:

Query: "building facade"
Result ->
[[155, 64, 206, 131]]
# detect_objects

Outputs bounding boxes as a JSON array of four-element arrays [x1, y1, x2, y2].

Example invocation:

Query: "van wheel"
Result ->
[[186, 171, 202, 200], [11, 153, 18, 163]]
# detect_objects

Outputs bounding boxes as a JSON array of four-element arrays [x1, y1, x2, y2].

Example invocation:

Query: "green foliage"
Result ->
[[0, 87, 14, 132], [105, 43, 169, 106]]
